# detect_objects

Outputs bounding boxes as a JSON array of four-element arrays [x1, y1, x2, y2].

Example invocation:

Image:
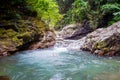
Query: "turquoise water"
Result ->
[[0, 47, 120, 80]]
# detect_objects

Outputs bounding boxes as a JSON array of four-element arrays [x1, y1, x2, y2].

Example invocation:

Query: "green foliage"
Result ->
[[101, 3, 120, 25], [0, 29, 17, 39], [0, 0, 35, 20], [0, 0, 59, 50], [58, 0, 120, 29], [101, 3, 120, 13], [72, 0, 89, 22], [27, 0, 62, 27], [56, 0, 89, 29], [55, 0, 74, 14], [0, 0, 62, 27]]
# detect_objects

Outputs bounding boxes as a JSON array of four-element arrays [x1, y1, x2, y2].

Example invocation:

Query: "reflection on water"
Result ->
[[0, 47, 120, 80]]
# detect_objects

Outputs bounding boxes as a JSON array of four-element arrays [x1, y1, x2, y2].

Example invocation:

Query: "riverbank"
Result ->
[[81, 21, 120, 56], [0, 19, 56, 57], [59, 21, 120, 56], [1, 21, 120, 57]]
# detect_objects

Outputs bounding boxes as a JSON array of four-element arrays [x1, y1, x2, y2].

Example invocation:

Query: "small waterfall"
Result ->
[[55, 32, 85, 50]]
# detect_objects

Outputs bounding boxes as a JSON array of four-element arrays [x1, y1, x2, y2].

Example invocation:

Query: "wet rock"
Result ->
[[0, 41, 17, 56], [67, 21, 93, 39], [60, 22, 93, 40], [81, 21, 120, 56], [29, 29, 56, 49], [59, 24, 81, 39], [0, 19, 56, 57]]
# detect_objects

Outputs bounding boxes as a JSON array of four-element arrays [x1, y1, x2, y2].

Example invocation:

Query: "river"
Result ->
[[0, 35, 120, 80]]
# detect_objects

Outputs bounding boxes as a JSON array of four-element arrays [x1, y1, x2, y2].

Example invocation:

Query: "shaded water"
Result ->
[[0, 47, 120, 80]]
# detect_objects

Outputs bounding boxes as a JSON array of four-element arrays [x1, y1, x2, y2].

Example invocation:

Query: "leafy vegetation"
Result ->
[[55, 0, 74, 14], [57, 0, 120, 29], [0, 0, 60, 53], [0, 0, 62, 27], [26, 0, 62, 27], [101, 3, 120, 25], [0, 0, 120, 30]]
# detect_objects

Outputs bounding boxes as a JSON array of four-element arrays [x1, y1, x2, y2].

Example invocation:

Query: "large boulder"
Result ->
[[0, 19, 56, 57], [81, 21, 120, 56], [60, 22, 93, 40], [67, 21, 93, 39], [59, 24, 80, 39], [29, 29, 56, 49]]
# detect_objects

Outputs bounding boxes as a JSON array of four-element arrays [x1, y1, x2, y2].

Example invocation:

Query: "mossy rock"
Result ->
[[0, 18, 50, 50], [0, 29, 17, 39], [96, 41, 107, 49]]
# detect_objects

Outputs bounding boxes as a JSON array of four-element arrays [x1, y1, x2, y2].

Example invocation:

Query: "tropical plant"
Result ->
[[101, 3, 120, 25], [26, 0, 62, 27], [58, 0, 120, 29]]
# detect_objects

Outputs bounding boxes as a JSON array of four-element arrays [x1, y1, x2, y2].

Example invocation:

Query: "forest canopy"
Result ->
[[26, 0, 62, 27], [0, 0, 62, 27], [0, 0, 120, 28], [56, 0, 120, 29]]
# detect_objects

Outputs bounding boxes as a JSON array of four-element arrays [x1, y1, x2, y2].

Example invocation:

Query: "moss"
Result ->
[[17, 32, 33, 44], [12, 37, 23, 46], [0, 29, 17, 39], [32, 19, 49, 31], [0, 17, 51, 53], [96, 41, 107, 49]]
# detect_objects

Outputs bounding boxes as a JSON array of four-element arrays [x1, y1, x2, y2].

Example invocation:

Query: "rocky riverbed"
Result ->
[[0, 19, 120, 57], [59, 21, 120, 56], [81, 21, 120, 56]]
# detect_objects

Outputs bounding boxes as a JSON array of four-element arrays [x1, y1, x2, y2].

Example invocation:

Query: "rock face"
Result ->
[[81, 21, 120, 56], [60, 22, 93, 39], [29, 29, 56, 49], [0, 19, 56, 57], [67, 21, 93, 39], [59, 24, 80, 39]]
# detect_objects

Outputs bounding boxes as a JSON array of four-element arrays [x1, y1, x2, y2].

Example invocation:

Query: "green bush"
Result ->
[[58, 0, 120, 29], [26, 0, 62, 27]]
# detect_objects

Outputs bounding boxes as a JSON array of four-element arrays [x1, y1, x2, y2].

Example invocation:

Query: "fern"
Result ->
[[101, 3, 120, 13], [101, 3, 120, 25]]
